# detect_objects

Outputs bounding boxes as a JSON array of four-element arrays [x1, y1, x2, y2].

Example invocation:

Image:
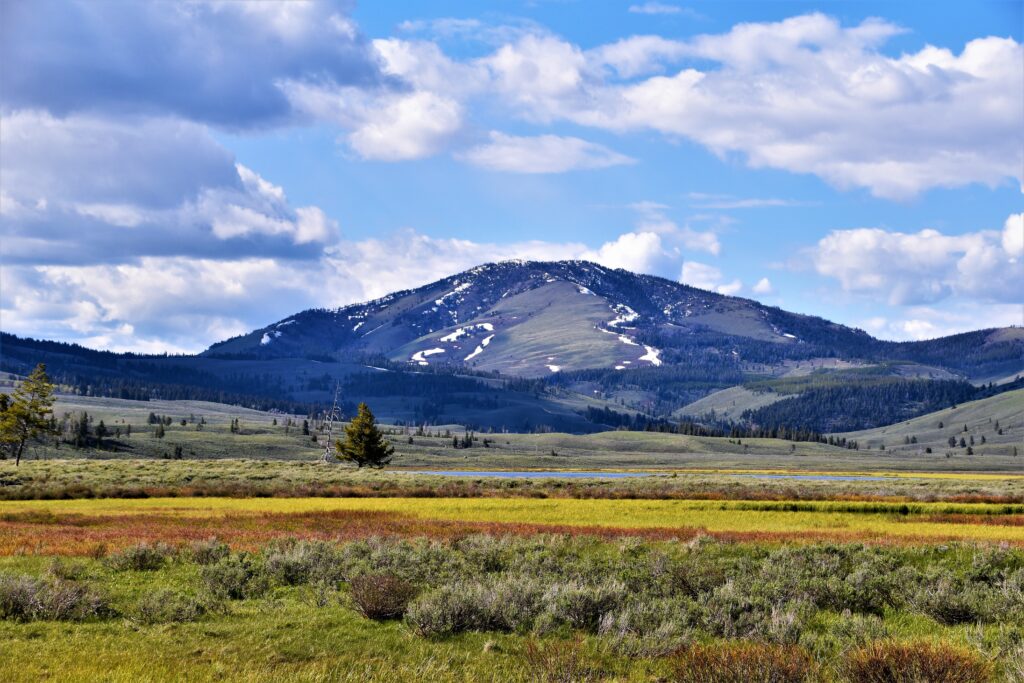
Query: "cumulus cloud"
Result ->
[[752, 277, 774, 294], [0, 230, 591, 352], [0, 112, 337, 265], [0, 0, 379, 127], [631, 202, 721, 255], [458, 132, 634, 173], [362, 13, 1021, 194], [811, 215, 1024, 305], [584, 232, 666, 273], [860, 304, 1024, 341], [680, 261, 742, 295]]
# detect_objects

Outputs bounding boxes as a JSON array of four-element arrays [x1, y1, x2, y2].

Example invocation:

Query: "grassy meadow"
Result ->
[[1, 394, 1022, 680]]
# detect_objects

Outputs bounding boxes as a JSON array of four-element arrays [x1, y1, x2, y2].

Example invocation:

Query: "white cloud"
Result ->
[[631, 202, 720, 254], [628, 3, 684, 15], [752, 277, 774, 294], [458, 132, 634, 173], [811, 215, 1024, 305], [0, 112, 338, 263], [1003, 213, 1024, 257], [860, 305, 1024, 341], [680, 261, 742, 295], [584, 231, 665, 273], [686, 192, 813, 209]]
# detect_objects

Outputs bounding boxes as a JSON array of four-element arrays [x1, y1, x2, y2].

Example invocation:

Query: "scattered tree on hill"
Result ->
[[0, 363, 57, 466], [95, 420, 108, 448], [335, 403, 394, 469]]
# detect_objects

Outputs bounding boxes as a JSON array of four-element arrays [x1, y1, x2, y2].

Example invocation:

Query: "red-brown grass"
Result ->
[[2, 508, 1022, 556], [842, 640, 993, 683]]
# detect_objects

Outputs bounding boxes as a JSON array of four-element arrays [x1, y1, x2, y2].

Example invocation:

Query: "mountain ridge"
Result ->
[[204, 259, 1021, 381]]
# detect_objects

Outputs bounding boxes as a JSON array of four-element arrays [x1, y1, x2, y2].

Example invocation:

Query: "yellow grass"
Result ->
[[3, 496, 1024, 543]]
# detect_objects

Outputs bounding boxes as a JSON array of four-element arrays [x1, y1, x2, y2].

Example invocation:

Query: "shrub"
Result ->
[[597, 598, 690, 656], [0, 574, 110, 621], [406, 582, 489, 637], [914, 576, 995, 625], [524, 636, 603, 682], [106, 542, 173, 572], [348, 573, 417, 620], [131, 589, 208, 625], [264, 540, 342, 586], [842, 640, 993, 683], [404, 575, 544, 637], [538, 581, 626, 633], [668, 642, 816, 683], [46, 558, 89, 581], [201, 554, 269, 600], [702, 582, 807, 643], [188, 538, 230, 565]]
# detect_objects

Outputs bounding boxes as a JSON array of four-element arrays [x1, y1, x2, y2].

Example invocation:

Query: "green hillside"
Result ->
[[838, 388, 1024, 456]]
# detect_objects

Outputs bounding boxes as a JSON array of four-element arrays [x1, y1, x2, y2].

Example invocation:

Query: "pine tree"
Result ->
[[335, 403, 393, 469], [0, 364, 57, 466], [95, 420, 108, 448]]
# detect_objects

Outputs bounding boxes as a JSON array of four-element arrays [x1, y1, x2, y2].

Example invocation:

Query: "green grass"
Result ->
[[1, 536, 1021, 681], [840, 388, 1024, 455]]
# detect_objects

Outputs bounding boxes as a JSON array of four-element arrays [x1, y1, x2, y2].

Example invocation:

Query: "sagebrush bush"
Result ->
[[538, 580, 626, 633], [668, 642, 816, 683], [46, 558, 89, 581], [702, 581, 807, 643], [597, 598, 691, 656], [201, 553, 269, 600], [405, 581, 490, 637], [106, 542, 174, 572], [263, 540, 342, 586], [842, 640, 992, 683], [188, 538, 230, 565], [131, 589, 209, 625], [0, 574, 110, 621], [348, 573, 417, 620], [914, 575, 995, 625]]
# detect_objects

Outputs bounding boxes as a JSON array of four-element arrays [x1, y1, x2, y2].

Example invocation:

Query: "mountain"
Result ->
[[3, 260, 1022, 433], [207, 260, 1022, 381]]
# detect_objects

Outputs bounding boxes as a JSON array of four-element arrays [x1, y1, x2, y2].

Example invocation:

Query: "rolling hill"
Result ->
[[2, 260, 1021, 433]]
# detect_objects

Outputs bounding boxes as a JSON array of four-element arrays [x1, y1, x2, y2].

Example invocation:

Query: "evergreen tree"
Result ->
[[0, 364, 57, 466], [95, 420, 108, 448], [335, 403, 393, 468]]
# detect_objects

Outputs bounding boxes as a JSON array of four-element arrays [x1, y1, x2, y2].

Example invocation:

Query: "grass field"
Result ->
[[4, 495, 1024, 556], [1, 393, 1021, 681]]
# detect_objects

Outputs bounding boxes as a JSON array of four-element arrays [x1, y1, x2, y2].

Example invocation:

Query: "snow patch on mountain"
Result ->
[[440, 322, 494, 342], [618, 334, 639, 346], [260, 331, 282, 345], [639, 345, 662, 366], [546, 364, 561, 372], [411, 348, 445, 365], [608, 304, 638, 329], [464, 334, 494, 361], [435, 281, 472, 307]]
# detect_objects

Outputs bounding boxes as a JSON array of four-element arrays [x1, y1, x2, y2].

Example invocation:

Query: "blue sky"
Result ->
[[1, 0, 1021, 353]]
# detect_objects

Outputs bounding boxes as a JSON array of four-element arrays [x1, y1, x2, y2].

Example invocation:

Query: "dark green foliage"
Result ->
[[743, 379, 985, 433], [336, 403, 393, 468]]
